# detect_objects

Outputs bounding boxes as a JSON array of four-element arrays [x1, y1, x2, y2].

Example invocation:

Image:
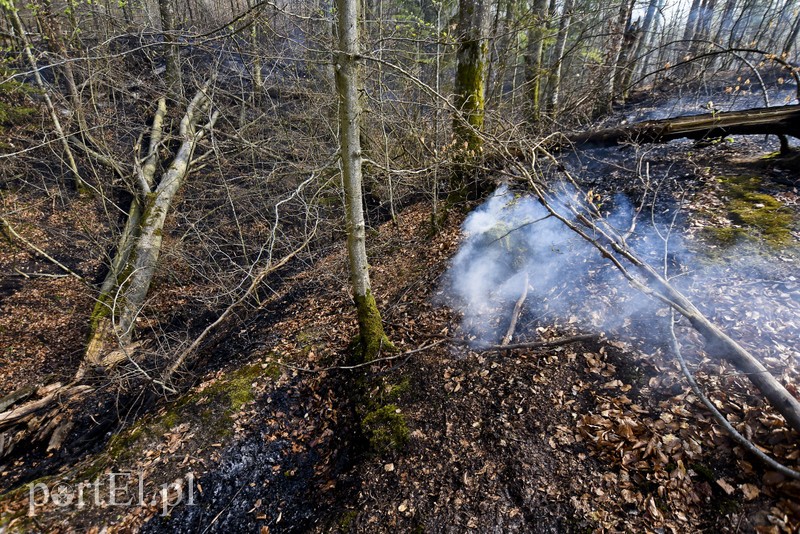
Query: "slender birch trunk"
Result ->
[[86, 90, 216, 365], [159, 0, 183, 99], [546, 0, 573, 114], [334, 0, 392, 361], [2, 1, 84, 191], [526, 0, 549, 120]]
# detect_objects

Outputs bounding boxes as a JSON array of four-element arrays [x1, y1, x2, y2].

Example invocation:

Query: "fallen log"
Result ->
[[566, 104, 800, 147]]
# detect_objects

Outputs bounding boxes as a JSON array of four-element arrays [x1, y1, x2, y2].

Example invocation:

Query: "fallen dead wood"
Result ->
[[0, 88, 217, 460], [476, 333, 599, 352], [565, 104, 800, 148], [667, 313, 800, 480], [1, 217, 84, 281], [515, 149, 800, 437], [500, 272, 529, 348]]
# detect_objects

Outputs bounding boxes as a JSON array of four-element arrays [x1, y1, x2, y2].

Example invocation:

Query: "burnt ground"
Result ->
[[1, 84, 800, 531]]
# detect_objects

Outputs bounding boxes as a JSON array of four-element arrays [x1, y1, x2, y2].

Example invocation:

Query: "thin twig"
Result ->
[[501, 272, 529, 347], [1, 218, 84, 281], [261, 340, 445, 374]]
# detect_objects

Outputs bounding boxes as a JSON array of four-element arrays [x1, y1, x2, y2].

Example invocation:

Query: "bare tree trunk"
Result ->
[[638, 0, 666, 81], [32, 0, 87, 133], [86, 90, 217, 364], [545, 0, 573, 114], [598, 0, 635, 114], [615, 25, 640, 98], [784, 7, 800, 57], [334, 0, 392, 361], [689, 0, 718, 59], [2, 0, 84, 192], [526, 0, 549, 120], [621, 0, 654, 97], [683, 0, 703, 43], [714, 0, 739, 47], [565, 104, 800, 147], [159, 0, 183, 99], [453, 0, 491, 154]]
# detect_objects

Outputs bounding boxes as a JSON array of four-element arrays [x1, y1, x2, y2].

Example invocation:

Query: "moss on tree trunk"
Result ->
[[354, 290, 394, 362]]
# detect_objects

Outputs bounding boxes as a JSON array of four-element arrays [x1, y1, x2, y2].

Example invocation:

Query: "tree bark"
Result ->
[[623, 0, 660, 93], [598, 0, 635, 114], [2, 0, 84, 191], [784, 7, 800, 57], [565, 104, 800, 147], [526, 0, 549, 119], [545, 0, 573, 114], [683, 0, 703, 43], [453, 0, 491, 153], [334, 0, 392, 361], [86, 90, 216, 365], [159, 0, 183, 99]]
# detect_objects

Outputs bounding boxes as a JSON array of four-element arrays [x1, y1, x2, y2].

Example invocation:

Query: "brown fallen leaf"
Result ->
[[646, 496, 663, 520], [740, 483, 760, 501], [716, 478, 735, 495]]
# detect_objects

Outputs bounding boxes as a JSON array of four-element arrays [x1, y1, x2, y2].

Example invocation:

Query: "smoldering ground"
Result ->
[[439, 184, 800, 363]]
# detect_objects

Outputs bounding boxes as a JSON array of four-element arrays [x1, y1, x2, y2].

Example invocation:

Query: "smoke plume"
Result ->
[[440, 185, 682, 346]]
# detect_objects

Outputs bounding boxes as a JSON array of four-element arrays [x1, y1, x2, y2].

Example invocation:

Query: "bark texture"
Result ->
[[86, 90, 216, 365], [335, 0, 392, 361], [565, 105, 800, 147], [525, 0, 549, 119], [545, 0, 574, 114], [453, 0, 491, 153]]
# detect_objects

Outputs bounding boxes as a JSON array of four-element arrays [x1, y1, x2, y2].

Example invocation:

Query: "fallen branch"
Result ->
[[501, 272, 529, 347], [476, 333, 598, 352], [67, 135, 127, 180], [247, 340, 446, 375], [515, 148, 800, 436], [0, 386, 35, 413], [1, 217, 84, 281], [668, 313, 800, 480], [162, 234, 313, 382], [564, 104, 800, 148]]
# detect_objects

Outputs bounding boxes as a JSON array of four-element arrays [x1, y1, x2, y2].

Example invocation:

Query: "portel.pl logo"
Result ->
[[28, 472, 196, 517]]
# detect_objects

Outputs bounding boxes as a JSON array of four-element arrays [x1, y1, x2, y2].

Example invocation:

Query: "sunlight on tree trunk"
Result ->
[[2, 0, 85, 192], [335, 0, 393, 362], [526, 0, 549, 120], [159, 0, 182, 99], [545, 0, 573, 115], [85, 91, 216, 365], [453, 0, 490, 155]]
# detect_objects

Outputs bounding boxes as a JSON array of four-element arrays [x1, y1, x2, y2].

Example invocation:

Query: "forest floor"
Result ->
[[2, 97, 800, 532]]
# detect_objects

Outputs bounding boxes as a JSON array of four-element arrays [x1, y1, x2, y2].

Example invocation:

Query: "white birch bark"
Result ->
[[335, 0, 391, 360]]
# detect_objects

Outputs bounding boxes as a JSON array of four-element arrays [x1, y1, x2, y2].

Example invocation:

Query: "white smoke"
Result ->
[[441, 185, 680, 346]]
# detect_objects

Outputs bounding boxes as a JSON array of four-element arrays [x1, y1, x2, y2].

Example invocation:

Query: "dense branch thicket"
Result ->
[[0, 0, 798, 483]]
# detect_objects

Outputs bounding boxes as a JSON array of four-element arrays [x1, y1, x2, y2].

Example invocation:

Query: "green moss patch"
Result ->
[[101, 362, 276, 471], [354, 289, 395, 362], [702, 176, 795, 248], [361, 404, 409, 453]]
